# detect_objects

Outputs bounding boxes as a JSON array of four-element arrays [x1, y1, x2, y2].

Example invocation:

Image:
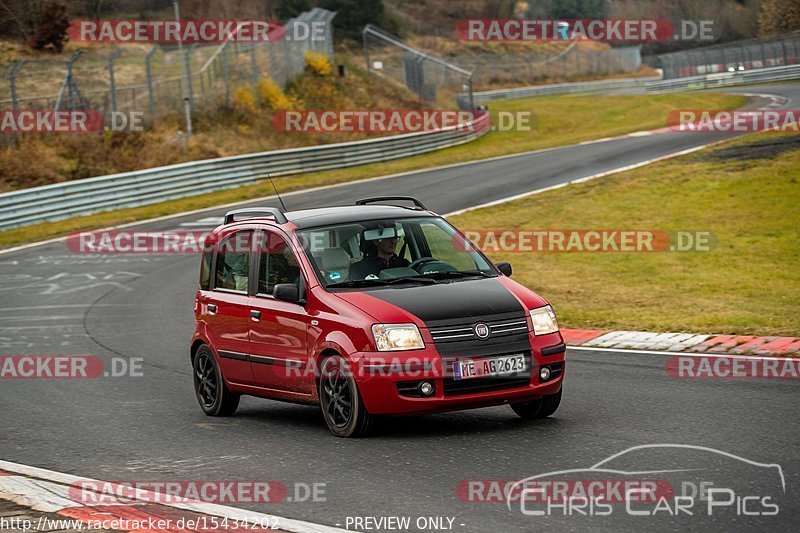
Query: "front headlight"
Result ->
[[530, 305, 559, 335], [372, 324, 425, 351]]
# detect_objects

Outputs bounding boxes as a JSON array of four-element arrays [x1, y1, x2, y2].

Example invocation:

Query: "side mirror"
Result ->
[[496, 262, 512, 277], [273, 283, 305, 305]]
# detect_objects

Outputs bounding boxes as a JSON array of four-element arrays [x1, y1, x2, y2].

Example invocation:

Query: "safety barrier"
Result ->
[[0, 113, 490, 230]]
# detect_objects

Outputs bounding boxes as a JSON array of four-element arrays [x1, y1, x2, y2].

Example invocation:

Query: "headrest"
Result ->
[[320, 248, 350, 270]]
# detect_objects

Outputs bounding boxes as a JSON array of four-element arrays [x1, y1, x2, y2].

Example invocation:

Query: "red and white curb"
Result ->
[[562, 329, 800, 356], [0, 460, 346, 533]]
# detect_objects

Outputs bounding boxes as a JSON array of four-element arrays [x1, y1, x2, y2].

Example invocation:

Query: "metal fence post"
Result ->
[[8, 61, 24, 143], [363, 27, 371, 74], [199, 49, 207, 100], [185, 44, 195, 113], [173, 0, 192, 137], [9, 61, 24, 113], [221, 42, 231, 108], [54, 50, 83, 112], [108, 48, 122, 115], [145, 46, 157, 120]]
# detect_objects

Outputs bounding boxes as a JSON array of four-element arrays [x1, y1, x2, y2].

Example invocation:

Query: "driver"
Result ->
[[350, 226, 410, 280]]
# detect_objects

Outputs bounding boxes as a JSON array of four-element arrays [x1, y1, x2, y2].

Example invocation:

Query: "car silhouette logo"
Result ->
[[474, 323, 490, 339]]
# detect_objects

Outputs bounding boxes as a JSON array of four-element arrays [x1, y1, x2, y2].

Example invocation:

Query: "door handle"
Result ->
[[250, 310, 261, 321], [207, 303, 217, 315]]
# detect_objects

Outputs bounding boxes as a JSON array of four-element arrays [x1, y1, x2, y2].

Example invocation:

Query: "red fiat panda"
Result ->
[[191, 197, 565, 437]]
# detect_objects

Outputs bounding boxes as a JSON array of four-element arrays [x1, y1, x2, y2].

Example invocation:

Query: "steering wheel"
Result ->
[[408, 257, 438, 272]]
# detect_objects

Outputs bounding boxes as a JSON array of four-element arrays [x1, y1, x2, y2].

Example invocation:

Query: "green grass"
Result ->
[[449, 134, 800, 336], [0, 92, 746, 249]]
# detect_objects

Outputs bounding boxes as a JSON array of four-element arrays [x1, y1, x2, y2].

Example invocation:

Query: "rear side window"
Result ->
[[215, 231, 252, 292], [199, 249, 212, 290], [258, 232, 302, 296]]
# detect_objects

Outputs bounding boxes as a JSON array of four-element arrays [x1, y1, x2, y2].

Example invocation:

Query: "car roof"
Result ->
[[283, 205, 437, 229]]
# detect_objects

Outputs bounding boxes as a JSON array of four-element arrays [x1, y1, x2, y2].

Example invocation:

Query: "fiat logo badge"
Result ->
[[474, 323, 490, 339]]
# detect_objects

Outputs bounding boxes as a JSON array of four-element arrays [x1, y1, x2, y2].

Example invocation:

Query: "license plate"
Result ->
[[452, 354, 527, 380]]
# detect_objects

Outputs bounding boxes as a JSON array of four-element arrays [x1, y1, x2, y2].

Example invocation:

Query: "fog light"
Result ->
[[539, 367, 551, 381], [419, 381, 434, 396]]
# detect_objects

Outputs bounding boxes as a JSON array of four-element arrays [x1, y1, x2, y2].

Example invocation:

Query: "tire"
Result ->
[[318, 355, 374, 438], [511, 389, 562, 420], [193, 345, 240, 417]]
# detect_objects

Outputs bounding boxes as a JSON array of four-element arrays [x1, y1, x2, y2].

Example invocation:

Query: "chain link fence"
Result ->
[[451, 44, 641, 86], [652, 32, 800, 79], [362, 25, 475, 110], [362, 25, 643, 106], [0, 8, 335, 125]]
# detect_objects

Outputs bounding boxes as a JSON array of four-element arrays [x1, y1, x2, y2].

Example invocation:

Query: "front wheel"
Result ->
[[319, 355, 374, 438], [511, 389, 562, 420], [193, 345, 239, 417]]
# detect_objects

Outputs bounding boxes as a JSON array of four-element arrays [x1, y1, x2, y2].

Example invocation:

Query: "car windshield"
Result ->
[[298, 216, 497, 289]]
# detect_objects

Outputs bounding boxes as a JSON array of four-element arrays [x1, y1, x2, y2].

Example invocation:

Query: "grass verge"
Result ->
[[0, 92, 745, 249], [448, 134, 800, 336]]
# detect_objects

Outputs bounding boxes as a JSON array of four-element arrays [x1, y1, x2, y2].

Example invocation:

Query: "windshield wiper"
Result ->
[[418, 270, 494, 280], [328, 277, 437, 288]]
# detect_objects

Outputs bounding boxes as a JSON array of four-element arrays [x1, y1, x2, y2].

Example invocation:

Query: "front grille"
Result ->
[[426, 311, 530, 357], [442, 351, 532, 396], [430, 319, 528, 342]]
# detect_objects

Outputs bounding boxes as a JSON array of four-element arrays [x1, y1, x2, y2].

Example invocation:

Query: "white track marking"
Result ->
[[568, 345, 792, 361], [445, 141, 724, 217], [0, 476, 78, 512], [0, 460, 348, 533]]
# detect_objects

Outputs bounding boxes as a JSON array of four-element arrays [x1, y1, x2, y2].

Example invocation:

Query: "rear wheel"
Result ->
[[193, 345, 239, 416], [511, 389, 562, 420], [319, 355, 373, 438]]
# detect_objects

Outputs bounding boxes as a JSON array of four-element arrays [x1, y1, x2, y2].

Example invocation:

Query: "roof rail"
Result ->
[[355, 196, 428, 210], [224, 207, 287, 225]]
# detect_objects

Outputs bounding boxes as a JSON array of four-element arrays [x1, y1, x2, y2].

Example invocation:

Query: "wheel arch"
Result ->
[[190, 338, 206, 364]]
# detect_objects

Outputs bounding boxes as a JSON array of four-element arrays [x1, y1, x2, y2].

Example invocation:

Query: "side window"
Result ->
[[259, 232, 302, 296], [214, 231, 252, 292], [199, 249, 212, 290]]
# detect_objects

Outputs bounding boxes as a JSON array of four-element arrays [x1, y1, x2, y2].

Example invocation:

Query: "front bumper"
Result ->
[[351, 332, 566, 415]]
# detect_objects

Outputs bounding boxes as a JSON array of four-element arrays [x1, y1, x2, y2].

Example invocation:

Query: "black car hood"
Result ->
[[334, 277, 526, 325]]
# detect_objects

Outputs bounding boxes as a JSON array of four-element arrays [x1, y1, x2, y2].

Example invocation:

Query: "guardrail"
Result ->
[[0, 114, 490, 231], [471, 75, 662, 103], [644, 64, 800, 93], [470, 63, 800, 102]]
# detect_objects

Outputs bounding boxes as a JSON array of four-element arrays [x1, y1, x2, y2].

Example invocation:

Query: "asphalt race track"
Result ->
[[1, 83, 798, 532]]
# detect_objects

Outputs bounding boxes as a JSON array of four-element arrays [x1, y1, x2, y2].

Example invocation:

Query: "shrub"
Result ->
[[304, 51, 333, 77], [288, 75, 343, 109], [232, 86, 258, 115], [257, 77, 299, 110]]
